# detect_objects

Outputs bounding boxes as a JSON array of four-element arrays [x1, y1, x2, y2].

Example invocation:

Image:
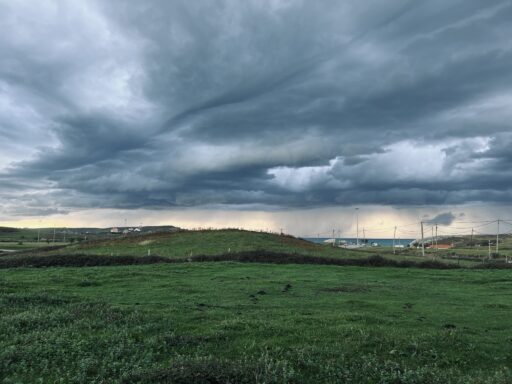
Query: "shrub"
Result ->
[[0, 252, 461, 270]]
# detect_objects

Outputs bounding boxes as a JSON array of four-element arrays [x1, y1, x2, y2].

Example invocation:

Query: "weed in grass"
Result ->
[[77, 279, 101, 287], [122, 353, 295, 384]]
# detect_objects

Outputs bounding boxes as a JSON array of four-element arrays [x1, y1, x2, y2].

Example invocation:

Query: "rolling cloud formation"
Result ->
[[1, 0, 512, 218]]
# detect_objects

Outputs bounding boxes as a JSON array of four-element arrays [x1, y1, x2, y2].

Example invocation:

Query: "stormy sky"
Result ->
[[1, 0, 512, 236]]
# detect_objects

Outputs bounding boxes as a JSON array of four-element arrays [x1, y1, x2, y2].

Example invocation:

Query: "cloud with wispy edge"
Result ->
[[1, 0, 512, 220]]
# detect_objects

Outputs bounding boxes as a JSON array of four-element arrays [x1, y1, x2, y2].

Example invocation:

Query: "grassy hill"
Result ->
[[8, 229, 485, 265], [48, 229, 376, 259]]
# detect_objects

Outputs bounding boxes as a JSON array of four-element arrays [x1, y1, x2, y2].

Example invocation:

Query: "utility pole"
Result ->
[[421, 222, 425, 257], [470, 228, 474, 247], [37, 219, 42, 243], [435, 224, 438, 252], [332, 229, 335, 247], [355, 208, 359, 246], [362, 228, 365, 246], [393, 226, 397, 255], [488, 239, 491, 260], [431, 226, 434, 251], [52, 228, 56, 243], [496, 220, 500, 256]]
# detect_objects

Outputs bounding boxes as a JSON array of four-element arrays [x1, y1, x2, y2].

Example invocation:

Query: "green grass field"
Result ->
[[2, 228, 512, 382], [2, 263, 512, 383]]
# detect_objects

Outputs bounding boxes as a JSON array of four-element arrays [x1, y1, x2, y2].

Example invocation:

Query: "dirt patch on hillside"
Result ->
[[279, 235, 320, 250]]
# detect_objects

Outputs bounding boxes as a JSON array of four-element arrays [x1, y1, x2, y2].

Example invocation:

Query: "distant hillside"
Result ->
[[0, 225, 180, 243], [0, 227, 19, 233]]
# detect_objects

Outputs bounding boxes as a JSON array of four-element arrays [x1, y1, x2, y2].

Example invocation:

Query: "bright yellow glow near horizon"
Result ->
[[1, 205, 496, 238]]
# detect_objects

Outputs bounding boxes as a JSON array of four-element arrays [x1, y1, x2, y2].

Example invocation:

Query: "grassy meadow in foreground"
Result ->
[[2, 262, 512, 383]]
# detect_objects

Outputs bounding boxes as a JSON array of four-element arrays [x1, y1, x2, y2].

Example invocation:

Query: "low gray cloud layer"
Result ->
[[1, 0, 512, 218]]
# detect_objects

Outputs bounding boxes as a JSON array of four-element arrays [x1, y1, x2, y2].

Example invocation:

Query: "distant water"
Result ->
[[303, 238, 415, 247]]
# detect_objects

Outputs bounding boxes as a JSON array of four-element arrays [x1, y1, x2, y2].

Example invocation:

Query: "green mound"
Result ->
[[49, 229, 372, 259]]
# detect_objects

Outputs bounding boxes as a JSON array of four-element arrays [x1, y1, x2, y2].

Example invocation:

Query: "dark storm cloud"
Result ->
[[423, 212, 457, 226], [1, 0, 512, 217]]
